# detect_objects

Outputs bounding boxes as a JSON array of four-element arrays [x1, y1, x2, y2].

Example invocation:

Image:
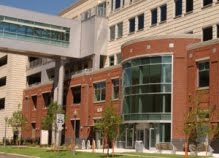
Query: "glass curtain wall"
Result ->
[[123, 55, 172, 121], [0, 15, 70, 47]]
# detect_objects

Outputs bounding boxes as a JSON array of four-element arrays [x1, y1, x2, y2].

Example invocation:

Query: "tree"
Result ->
[[41, 102, 64, 147], [8, 104, 27, 145], [95, 101, 121, 157], [184, 99, 219, 157], [42, 102, 63, 130]]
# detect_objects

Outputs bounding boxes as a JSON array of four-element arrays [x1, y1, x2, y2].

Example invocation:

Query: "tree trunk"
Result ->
[[112, 141, 115, 157], [184, 141, 188, 158]]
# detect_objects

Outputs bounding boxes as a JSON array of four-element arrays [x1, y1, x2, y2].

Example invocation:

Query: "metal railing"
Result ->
[[123, 113, 171, 121]]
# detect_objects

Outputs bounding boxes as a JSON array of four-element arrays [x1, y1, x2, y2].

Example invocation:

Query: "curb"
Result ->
[[0, 152, 40, 158]]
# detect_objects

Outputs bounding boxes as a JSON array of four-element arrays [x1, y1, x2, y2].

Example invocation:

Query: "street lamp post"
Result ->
[[73, 110, 77, 156], [4, 117, 8, 147]]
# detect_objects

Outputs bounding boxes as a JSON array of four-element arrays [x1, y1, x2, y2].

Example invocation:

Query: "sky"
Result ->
[[0, 0, 78, 15]]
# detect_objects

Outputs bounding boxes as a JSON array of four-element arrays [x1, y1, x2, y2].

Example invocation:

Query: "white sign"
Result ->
[[97, 107, 102, 113], [40, 130, 48, 145], [56, 114, 64, 125]]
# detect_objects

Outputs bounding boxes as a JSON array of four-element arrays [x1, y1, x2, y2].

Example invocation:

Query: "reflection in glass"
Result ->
[[123, 55, 172, 121]]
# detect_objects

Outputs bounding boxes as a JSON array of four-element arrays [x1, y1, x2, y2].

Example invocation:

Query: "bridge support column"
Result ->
[[53, 57, 65, 146]]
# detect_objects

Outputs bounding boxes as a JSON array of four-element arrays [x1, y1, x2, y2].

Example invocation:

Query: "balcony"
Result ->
[[27, 58, 53, 70], [123, 113, 171, 122]]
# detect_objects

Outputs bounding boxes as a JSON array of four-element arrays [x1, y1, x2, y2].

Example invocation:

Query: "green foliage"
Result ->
[[95, 101, 122, 143], [8, 106, 27, 131], [184, 105, 219, 144], [41, 102, 64, 130]]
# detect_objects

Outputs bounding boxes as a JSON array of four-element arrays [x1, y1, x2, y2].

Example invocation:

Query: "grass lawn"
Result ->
[[0, 146, 211, 158]]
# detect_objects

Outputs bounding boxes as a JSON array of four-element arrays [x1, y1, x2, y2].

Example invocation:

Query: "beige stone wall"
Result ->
[[60, 0, 219, 67], [108, 0, 219, 55], [0, 53, 27, 141]]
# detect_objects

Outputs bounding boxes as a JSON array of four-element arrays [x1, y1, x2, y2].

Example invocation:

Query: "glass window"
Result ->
[[142, 65, 150, 83], [203, 0, 213, 6], [186, 0, 193, 13], [32, 95, 37, 110], [115, 0, 121, 9], [0, 77, 6, 87], [111, 0, 114, 11], [175, 0, 182, 17], [109, 55, 115, 66], [116, 53, 122, 64], [198, 61, 209, 87], [162, 64, 172, 83], [43, 92, 52, 108], [151, 8, 157, 25], [203, 26, 213, 41], [150, 65, 162, 83], [117, 22, 123, 38], [0, 98, 5, 110], [129, 18, 135, 33], [217, 25, 219, 38], [71, 120, 80, 138], [97, 2, 106, 16], [94, 82, 106, 102], [131, 67, 140, 85], [0, 55, 7, 67], [112, 79, 120, 99], [72, 86, 81, 104], [159, 123, 171, 142], [160, 4, 167, 22], [110, 25, 115, 41], [138, 14, 144, 30]]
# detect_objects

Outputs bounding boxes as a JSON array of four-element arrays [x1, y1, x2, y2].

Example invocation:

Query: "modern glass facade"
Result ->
[[123, 55, 172, 121], [0, 15, 70, 47]]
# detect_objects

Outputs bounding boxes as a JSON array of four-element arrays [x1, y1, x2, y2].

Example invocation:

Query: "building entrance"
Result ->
[[136, 128, 156, 150]]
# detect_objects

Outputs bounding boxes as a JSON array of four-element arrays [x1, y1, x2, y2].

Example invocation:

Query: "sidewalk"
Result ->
[[77, 148, 219, 158]]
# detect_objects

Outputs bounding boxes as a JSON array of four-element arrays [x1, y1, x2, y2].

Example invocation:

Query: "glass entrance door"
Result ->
[[125, 128, 134, 148], [149, 128, 156, 149], [136, 130, 144, 141]]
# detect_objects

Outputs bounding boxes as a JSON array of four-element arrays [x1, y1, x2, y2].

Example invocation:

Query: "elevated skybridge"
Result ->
[[0, 5, 81, 58], [0, 4, 108, 145]]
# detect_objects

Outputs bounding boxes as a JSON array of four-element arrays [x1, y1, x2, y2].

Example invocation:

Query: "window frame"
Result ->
[[117, 22, 123, 38], [42, 92, 52, 108], [160, 4, 167, 23], [175, 0, 182, 17], [203, 0, 213, 7], [197, 61, 209, 88], [72, 86, 81, 104], [94, 81, 106, 102], [138, 14, 144, 31], [129, 17, 135, 33], [32, 95, 37, 110], [0, 98, 5, 110], [109, 55, 115, 66], [202, 26, 213, 41], [151, 8, 158, 26], [115, 0, 121, 9], [186, 0, 193, 13], [110, 25, 116, 41], [112, 79, 120, 100], [217, 24, 219, 38]]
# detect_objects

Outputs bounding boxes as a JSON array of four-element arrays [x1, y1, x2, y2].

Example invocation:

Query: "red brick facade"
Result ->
[[121, 37, 200, 141], [22, 66, 122, 143], [187, 41, 219, 121], [22, 36, 219, 150]]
